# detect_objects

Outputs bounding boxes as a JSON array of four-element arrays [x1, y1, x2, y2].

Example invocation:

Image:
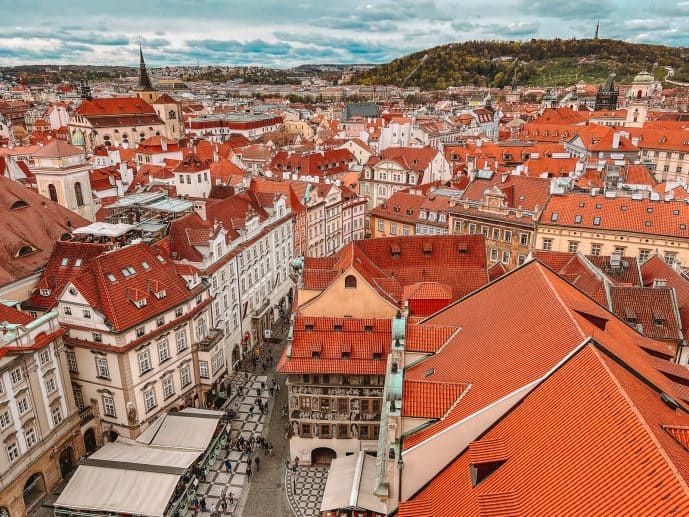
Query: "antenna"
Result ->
[[594, 20, 600, 40]]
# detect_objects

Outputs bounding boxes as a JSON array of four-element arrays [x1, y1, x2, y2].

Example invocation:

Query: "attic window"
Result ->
[[372, 352, 382, 360], [10, 200, 28, 209], [156, 255, 165, 263], [16, 246, 37, 257], [653, 311, 666, 326], [68, 287, 77, 295], [423, 242, 433, 256], [593, 217, 601, 225], [61, 257, 69, 267], [141, 261, 150, 270], [578, 202, 585, 208], [311, 351, 321, 359], [364, 325, 373, 332], [595, 204, 602, 209], [647, 207, 654, 213], [645, 221, 652, 227], [574, 215, 582, 224], [341, 351, 350, 359], [39, 288, 51, 297], [133, 298, 147, 309], [674, 210, 681, 216], [74, 258, 82, 267], [470, 460, 507, 487], [106, 273, 116, 282], [621, 205, 628, 211], [305, 324, 314, 332], [334, 324, 343, 332], [457, 244, 469, 254], [681, 224, 687, 230], [424, 367, 435, 378], [625, 308, 638, 324], [550, 213, 559, 222], [153, 289, 167, 300], [121, 266, 136, 277], [406, 208, 413, 215], [344, 275, 357, 289]]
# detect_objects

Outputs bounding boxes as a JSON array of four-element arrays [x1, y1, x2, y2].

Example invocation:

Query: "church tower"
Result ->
[[625, 71, 654, 128], [30, 140, 96, 221], [133, 43, 159, 103]]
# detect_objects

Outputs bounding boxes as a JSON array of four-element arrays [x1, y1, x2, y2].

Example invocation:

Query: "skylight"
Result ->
[[61, 258, 69, 267]]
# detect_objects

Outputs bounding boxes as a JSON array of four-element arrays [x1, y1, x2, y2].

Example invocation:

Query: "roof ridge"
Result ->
[[591, 346, 689, 497], [536, 262, 587, 340]]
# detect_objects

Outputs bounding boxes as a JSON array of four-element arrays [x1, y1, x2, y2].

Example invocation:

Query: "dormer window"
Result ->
[[154, 289, 167, 300], [305, 324, 314, 332], [107, 273, 116, 283], [334, 324, 343, 332], [372, 352, 382, 360], [39, 288, 51, 297], [364, 325, 373, 332], [74, 258, 82, 267], [61, 258, 69, 267], [341, 351, 350, 359], [311, 351, 320, 359], [550, 213, 559, 222], [141, 261, 150, 270], [156, 255, 165, 263], [133, 298, 147, 309], [121, 266, 136, 277]]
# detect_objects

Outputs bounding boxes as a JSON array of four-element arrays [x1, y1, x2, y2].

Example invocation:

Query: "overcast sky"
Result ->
[[1, 0, 687, 67]]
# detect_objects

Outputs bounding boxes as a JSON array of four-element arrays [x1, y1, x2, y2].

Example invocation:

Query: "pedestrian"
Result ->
[[284, 458, 290, 470], [269, 386, 274, 398], [224, 459, 232, 473], [221, 499, 227, 513], [200, 497, 208, 512], [228, 491, 234, 505], [275, 382, 281, 393], [249, 404, 254, 415], [246, 464, 253, 480], [254, 456, 261, 472], [268, 443, 274, 456], [261, 381, 266, 390], [238, 385, 243, 397]]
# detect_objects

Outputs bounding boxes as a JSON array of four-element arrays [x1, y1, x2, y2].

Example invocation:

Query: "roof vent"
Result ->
[[653, 279, 667, 288], [661, 392, 680, 411], [424, 367, 435, 378]]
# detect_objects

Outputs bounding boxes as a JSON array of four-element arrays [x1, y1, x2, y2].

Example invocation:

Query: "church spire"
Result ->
[[594, 20, 600, 40], [135, 39, 155, 91]]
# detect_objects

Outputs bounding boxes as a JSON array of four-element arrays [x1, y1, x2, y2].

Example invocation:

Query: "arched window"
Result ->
[[169, 110, 177, 120], [48, 184, 58, 202], [344, 275, 357, 289], [74, 182, 84, 207], [637, 89, 642, 99], [17, 245, 37, 257]]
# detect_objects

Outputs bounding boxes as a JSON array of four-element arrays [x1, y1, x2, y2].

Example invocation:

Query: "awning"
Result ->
[[55, 408, 224, 516], [136, 407, 224, 451], [320, 452, 387, 515]]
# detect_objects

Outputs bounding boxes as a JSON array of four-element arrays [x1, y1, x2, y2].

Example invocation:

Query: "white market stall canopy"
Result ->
[[320, 451, 387, 515], [55, 408, 224, 516]]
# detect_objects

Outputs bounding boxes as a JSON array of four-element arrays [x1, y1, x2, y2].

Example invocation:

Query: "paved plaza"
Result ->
[[285, 465, 329, 517]]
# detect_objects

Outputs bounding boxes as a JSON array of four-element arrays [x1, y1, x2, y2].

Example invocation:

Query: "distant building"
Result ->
[[594, 73, 619, 111]]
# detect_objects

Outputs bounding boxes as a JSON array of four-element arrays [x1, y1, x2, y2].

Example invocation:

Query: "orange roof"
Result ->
[[32, 140, 83, 158], [398, 345, 689, 516], [402, 379, 467, 419], [531, 107, 590, 125], [541, 193, 689, 238], [75, 97, 156, 116]]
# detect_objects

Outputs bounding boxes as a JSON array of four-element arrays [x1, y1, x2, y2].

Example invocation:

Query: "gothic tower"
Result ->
[[133, 43, 159, 103]]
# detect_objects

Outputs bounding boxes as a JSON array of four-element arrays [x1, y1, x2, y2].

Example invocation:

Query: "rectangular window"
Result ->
[[568, 241, 579, 253], [504, 230, 512, 243], [199, 361, 209, 379], [138, 350, 152, 375], [17, 397, 29, 414], [175, 307, 183, 318], [180, 365, 191, 387], [542, 238, 553, 251], [83, 309, 91, 319], [591, 243, 602, 256], [377, 220, 384, 232], [158, 340, 170, 363], [518, 254, 526, 265], [136, 326, 145, 338], [502, 250, 511, 264], [73, 387, 84, 410], [103, 396, 116, 417], [25, 427, 37, 448], [10, 367, 22, 385], [96, 357, 110, 379], [665, 252, 677, 265], [6, 442, 19, 463], [176, 330, 187, 352], [402, 226, 410, 236], [45, 376, 57, 394], [144, 389, 156, 412], [490, 248, 498, 261], [492, 228, 500, 240], [469, 223, 477, 235], [390, 223, 397, 235], [639, 248, 651, 262], [163, 377, 175, 399], [39, 349, 50, 366], [64, 306, 72, 315], [156, 316, 165, 328], [0, 410, 11, 429], [520, 233, 528, 246], [613, 246, 626, 256], [51, 405, 63, 425]]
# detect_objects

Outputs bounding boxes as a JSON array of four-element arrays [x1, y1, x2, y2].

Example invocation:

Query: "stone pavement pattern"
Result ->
[[286, 466, 329, 517], [195, 374, 270, 515]]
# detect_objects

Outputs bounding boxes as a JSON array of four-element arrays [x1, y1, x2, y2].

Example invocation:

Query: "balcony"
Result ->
[[289, 385, 383, 397], [197, 327, 223, 352], [79, 406, 94, 425], [290, 410, 381, 422]]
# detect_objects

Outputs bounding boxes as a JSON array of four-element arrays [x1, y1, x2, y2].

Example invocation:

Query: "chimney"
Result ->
[[194, 200, 207, 221], [161, 138, 168, 152], [612, 132, 621, 150], [213, 144, 219, 162]]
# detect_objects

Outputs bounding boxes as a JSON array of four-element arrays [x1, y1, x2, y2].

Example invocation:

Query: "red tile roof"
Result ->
[[460, 173, 551, 213], [641, 255, 689, 342], [398, 345, 689, 516], [541, 193, 689, 238], [609, 286, 683, 342], [75, 97, 156, 116], [402, 379, 468, 418], [27, 241, 110, 311], [402, 260, 679, 454], [32, 140, 84, 158], [366, 147, 439, 174], [69, 242, 201, 332], [277, 316, 391, 375], [0, 175, 90, 288]]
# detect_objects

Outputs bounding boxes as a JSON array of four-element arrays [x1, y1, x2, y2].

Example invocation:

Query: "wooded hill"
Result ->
[[351, 39, 689, 90]]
